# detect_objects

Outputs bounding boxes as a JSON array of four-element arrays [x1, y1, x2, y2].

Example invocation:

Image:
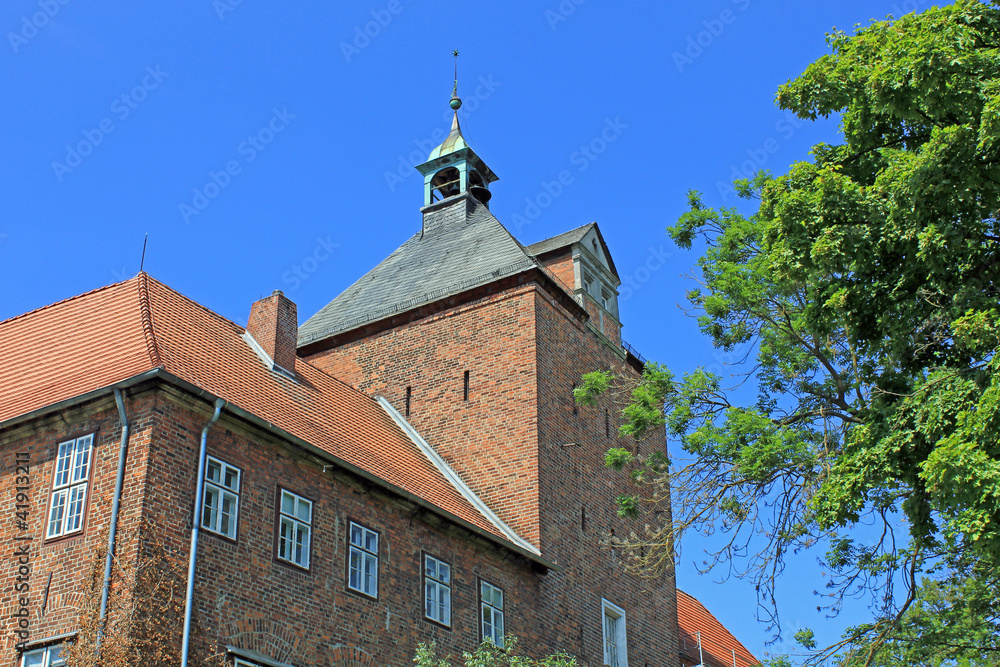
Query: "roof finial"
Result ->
[[450, 49, 462, 111]]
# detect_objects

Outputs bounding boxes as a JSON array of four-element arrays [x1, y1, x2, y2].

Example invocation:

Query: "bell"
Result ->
[[470, 185, 492, 205]]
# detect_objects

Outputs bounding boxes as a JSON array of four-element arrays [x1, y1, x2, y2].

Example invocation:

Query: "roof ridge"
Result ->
[[0, 277, 136, 328], [137, 273, 164, 368]]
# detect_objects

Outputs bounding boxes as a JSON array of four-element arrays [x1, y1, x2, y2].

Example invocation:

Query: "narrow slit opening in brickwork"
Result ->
[[572, 382, 578, 415], [581, 505, 587, 532], [405, 386, 412, 417], [605, 408, 610, 438], [463, 370, 470, 401]]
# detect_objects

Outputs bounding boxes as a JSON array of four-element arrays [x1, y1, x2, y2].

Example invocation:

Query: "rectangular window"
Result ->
[[347, 521, 379, 598], [463, 371, 470, 401], [480, 580, 505, 645], [22, 644, 65, 667], [47, 434, 93, 539], [202, 456, 241, 540], [405, 386, 412, 417], [276, 489, 312, 569], [602, 599, 628, 667], [423, 554, 452, 627], [233, 659, 265, 667]]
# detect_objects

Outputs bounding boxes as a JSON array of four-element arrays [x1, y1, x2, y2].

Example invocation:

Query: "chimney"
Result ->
[[246, 290, 298, 372]]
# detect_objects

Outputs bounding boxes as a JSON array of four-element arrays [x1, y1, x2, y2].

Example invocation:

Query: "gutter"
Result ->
[[0, 368, 558, 571], [180, 397, 225, 667], [95, 389, 131, 654]]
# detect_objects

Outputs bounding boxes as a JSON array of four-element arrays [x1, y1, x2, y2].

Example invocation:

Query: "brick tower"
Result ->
[[297, 84, 678, 665]]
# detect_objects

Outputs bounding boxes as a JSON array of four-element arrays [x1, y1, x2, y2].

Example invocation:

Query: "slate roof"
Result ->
[[526, 221, 619, 280], [0, 274, 540, 558], [298, 195, 539, 346], [525, 222, 596, 257], [677, 589, 760, 667]]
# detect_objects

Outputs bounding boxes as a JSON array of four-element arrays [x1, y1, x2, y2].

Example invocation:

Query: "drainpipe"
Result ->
[[180, 398, 225, 667], [96, 389, 131, 654]]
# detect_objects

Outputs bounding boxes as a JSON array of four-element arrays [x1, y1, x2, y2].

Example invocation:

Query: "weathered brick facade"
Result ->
[[301, 198, 678, 667]]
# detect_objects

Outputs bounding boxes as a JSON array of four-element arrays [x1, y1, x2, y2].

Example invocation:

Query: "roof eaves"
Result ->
[[376, 395, 544, 558], [151, 369, 558, 571]]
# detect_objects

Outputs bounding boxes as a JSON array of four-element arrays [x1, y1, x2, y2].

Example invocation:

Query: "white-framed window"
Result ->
[[424, 553, 452, 626], [22, 644, 65, 667], [233, 659, 265, 667], [347, 521, 379, 598], [47, 434, 93, 539], [602, 599, 628, 667], [202, 456, 241, 540], [276, 489, 312, 569], [480, 580, 505, 645]]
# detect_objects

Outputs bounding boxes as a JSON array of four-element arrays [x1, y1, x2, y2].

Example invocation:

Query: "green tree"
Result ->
[[413, 637, 577, 667], [577, 0, 1000, 661]]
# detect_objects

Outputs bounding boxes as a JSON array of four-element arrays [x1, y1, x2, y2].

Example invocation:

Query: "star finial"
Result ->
[[450, 50, 462, 111]]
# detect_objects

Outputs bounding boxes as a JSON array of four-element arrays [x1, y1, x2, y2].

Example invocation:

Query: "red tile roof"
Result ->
[[677, 589, 760, 667], [0, 274, 520, 551]]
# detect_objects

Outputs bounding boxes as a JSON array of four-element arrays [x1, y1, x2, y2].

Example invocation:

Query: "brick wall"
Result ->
[[0, 385, 555, 666], [305, 276, 677, 666], [306, 286, 542, 546], [0, 389, 157, 661]]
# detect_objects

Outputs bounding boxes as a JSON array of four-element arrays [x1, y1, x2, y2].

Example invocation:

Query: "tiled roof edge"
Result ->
[[376, 395, 543, 557], [137, 273, 163, 368], [0, 277, 136, 328]]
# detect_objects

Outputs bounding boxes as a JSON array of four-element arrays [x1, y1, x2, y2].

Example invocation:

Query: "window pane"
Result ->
[[296, 524, 309, 566], [297, 498, 311, 522], [49, 645, 65, 666], [203, 486, 219, 530], [47, 489, 67, 537], [220, 492, 236, 537], [365, 529, 377, 552], [54, 441, 73, 487], [224, 466, 239, 491], [349, 548, 361, 589], [281, 491, 295, 516], [438, 562, 450, 584], [206, 459, 221, 483], [72, 437, 91, 483], [66, 483, 87, 532], [364, 552, 377, 594], [22, 649, 45, 667], [425, 581, 435, 617], [351, 523, 362, 547]]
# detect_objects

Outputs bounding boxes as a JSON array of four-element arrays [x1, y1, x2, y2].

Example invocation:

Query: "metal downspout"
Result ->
[[180, 398, 225, 667], [96, 389, 131, 654]]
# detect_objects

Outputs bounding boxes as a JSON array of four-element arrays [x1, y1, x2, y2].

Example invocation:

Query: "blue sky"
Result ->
[[1, 0, 931, 661]]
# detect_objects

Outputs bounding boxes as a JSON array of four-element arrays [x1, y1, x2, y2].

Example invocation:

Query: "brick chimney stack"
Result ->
[[247, 290, 298, 372]]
